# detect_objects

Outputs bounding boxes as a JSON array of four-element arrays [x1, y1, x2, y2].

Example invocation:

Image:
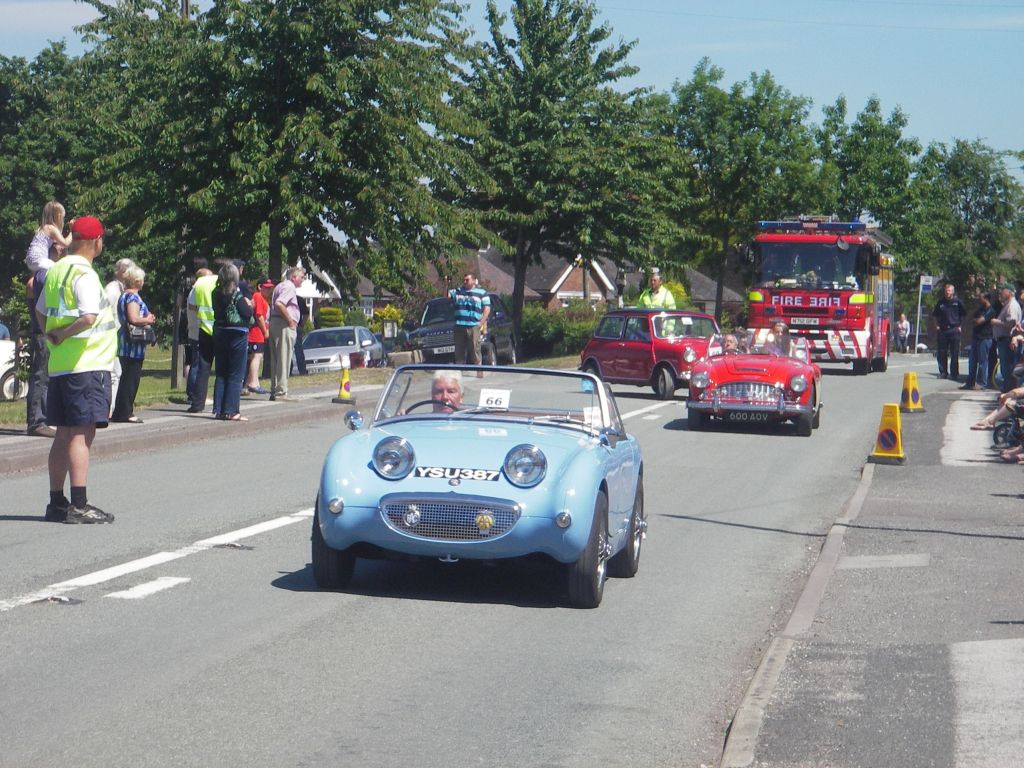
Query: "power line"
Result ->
[[597, 5, 1024, 33]]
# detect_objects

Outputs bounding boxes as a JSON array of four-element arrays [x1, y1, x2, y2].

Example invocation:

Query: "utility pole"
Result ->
[[171, 0, 190, 388]]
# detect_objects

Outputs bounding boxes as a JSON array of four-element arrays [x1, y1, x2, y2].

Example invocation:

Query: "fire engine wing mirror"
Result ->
[[856, 245, 880, 276]]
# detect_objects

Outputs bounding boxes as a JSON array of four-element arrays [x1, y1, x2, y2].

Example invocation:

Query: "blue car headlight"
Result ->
[[503, 444, 547, 488], [372, 436, 415, 480]]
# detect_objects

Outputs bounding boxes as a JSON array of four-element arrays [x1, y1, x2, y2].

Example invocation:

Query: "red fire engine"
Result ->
[[747, 217, 895, 374]]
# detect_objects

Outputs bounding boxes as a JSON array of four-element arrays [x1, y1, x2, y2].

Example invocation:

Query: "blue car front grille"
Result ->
[[380, 493, 521, 542]]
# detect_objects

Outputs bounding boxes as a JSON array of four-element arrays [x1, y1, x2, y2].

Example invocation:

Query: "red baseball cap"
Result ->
[[70, 216, 107, 240]]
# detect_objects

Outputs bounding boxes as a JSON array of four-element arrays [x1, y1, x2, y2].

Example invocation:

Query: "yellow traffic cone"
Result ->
[[332, 357, 355, 405], [868, 403, 906, 464], [900, 371, 924, 413]]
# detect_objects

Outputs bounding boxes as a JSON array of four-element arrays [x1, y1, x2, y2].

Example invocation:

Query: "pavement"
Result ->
[[0, 380, 385, 475], [721, 376, 1024, 768]]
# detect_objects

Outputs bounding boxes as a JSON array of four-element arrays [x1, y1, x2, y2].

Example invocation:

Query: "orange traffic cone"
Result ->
[[900, 371, 924, 413], [868, 403, 906, 464]]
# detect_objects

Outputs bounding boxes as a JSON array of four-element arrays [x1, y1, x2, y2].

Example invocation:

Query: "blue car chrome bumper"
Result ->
[[317, 493, 590, 564]]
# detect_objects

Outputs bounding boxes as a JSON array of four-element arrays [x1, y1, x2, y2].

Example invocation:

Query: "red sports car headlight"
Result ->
[[789, 374, 808, 393]]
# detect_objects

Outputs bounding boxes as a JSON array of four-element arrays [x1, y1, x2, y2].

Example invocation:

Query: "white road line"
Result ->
[[620, 401, 676, 420], [105, 576, 191, 600], [942, 394, 998, 466], [0, 508, 314, 613], [952, 638, 1024, 767]]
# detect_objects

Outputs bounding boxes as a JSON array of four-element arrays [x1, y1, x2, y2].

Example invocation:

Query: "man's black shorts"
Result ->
[[248, 341, 265, 355], [47, 370, 111, 428], [1010, 399, 1024, 418]]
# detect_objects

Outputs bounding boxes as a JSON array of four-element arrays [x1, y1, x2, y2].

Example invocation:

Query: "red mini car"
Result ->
[[686, 333, 822, 436], [579, 309, 721, 399]]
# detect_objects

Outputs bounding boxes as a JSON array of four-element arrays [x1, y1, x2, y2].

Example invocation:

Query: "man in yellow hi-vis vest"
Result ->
[[637, 267, 676, 309], [186, 270, 218, 412], [34, 216, 117, 524]]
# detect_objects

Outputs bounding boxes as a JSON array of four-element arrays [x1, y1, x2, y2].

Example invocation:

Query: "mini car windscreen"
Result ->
[[653, 314, 717, 339], [376, 367, 606, 430]]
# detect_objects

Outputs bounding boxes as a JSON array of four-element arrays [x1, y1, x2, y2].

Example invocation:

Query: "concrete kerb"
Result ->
[[0, 383, 384, 476], [719, 462, 876, 768]]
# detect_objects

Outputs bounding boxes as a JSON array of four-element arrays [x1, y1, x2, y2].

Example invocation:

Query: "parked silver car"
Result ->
[[294, 326, 385, 373]]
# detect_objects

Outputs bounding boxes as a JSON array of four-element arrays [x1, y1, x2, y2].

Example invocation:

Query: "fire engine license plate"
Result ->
[[432, 345, 456, 354], [726, 411, 770, 423], [790, 317, 820, 326]]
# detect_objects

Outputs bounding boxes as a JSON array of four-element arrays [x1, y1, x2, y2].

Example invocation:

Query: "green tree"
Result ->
[[202, 0, 487, 292], [902, 139, 1022, 292], [814, 96, 920, 238], [669, 59, 818, 321], [446, 0, 667, 343], [0, 45, 81, 295]]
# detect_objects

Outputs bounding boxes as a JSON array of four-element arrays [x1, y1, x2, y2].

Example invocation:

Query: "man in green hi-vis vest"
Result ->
[[35, 216, 118, 524]]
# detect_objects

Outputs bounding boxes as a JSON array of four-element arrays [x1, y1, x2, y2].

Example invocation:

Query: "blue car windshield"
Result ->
[[376, 366, 607, 430]]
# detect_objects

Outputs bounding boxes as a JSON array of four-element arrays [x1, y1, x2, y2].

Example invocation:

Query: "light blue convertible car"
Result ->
[[313, 365, 646, 608]]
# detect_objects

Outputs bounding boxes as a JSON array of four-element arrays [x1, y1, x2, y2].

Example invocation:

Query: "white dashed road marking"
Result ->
[[105, 576, 191, 600], [620, 401, 675, 420], [0, 508, 314, 612]]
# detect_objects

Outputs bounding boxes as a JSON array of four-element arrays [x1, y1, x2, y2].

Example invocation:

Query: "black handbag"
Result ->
[[127, 323, 157, 346]]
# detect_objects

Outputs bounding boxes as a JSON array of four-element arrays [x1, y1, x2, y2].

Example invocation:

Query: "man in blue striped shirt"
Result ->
[[449, 272, 490, 365]]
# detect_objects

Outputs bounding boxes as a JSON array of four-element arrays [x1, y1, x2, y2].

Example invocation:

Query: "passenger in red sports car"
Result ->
[[763, 322, 791, 356]]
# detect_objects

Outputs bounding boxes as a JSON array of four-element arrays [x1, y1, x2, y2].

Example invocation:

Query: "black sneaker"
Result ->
[[63, 504, 114, 524], [44, 502, 69, 522]]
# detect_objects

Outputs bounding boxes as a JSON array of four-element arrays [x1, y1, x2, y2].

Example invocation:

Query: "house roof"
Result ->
[[685, 266, 744, 303], [477, 247, 624, 297]]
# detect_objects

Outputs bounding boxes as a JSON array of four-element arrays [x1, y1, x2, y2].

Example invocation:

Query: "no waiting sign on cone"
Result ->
[[869, 403, 906, 464]]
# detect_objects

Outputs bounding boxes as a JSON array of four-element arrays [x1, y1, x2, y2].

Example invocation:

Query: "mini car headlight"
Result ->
[[683, 347, 697, 363], [789, 374, 808, 393], [503, 444, 547, 488], [372, 436, 415, 480], [327, 497, 345, 515], [692, 371, 710, 389]]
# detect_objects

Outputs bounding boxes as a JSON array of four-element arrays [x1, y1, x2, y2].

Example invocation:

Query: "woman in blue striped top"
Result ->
[[111, 264, 156, 423]]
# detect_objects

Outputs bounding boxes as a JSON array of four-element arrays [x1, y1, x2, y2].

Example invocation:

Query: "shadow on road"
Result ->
[[273, 558, 566, 609]]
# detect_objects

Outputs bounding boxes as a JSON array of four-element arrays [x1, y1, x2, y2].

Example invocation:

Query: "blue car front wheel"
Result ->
[[566, 491, 609, 609], [312, 501, 356, 590], [608, 480, 644, 579]]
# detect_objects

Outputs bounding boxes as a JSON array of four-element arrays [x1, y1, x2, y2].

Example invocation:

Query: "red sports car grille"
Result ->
[[718, 382, 781, 403]]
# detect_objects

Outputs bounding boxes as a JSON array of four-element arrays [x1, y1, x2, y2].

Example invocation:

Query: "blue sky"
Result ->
[[2, 0, 1022, 159]]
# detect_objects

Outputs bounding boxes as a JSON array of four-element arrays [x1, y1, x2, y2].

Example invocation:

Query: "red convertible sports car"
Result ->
[[686, 332, 822, 436]]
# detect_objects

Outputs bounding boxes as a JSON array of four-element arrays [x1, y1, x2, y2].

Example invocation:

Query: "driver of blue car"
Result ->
[[431, 370, 464, 413]]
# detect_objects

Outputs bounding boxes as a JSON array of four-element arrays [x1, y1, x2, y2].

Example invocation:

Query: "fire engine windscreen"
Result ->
[[757, 243, 862, 290]]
